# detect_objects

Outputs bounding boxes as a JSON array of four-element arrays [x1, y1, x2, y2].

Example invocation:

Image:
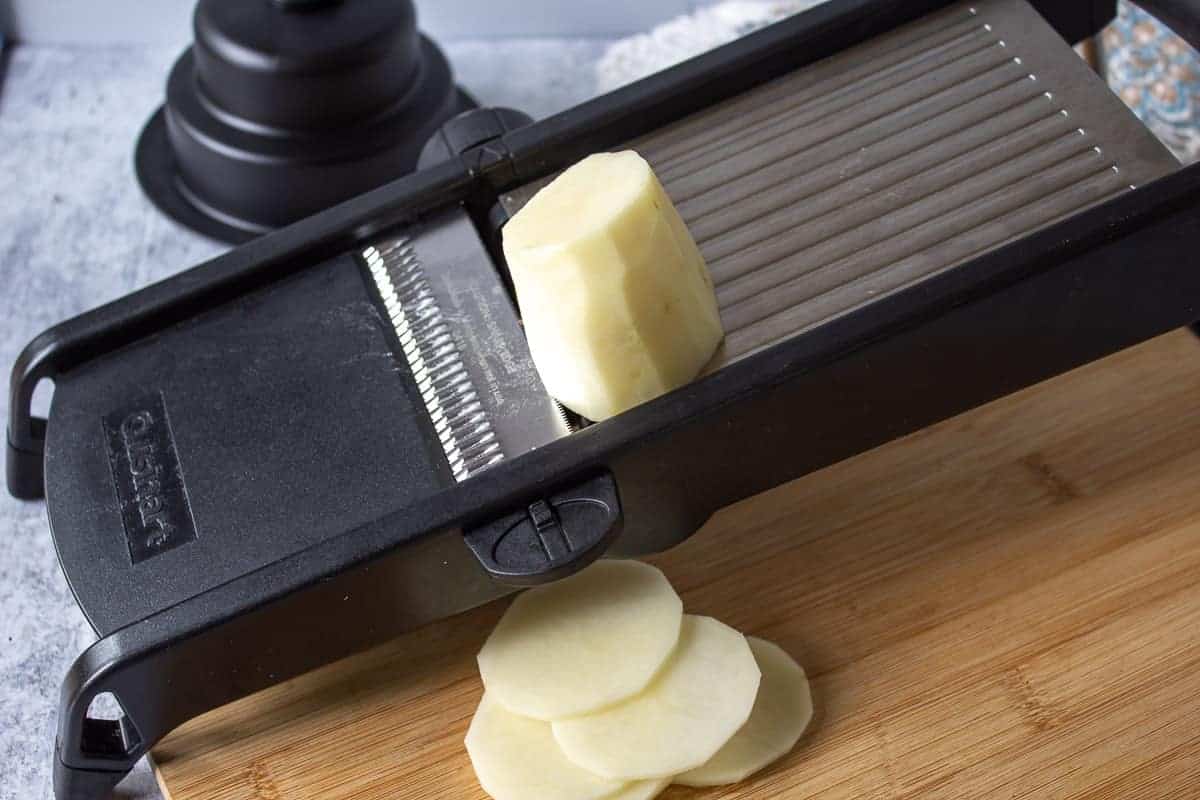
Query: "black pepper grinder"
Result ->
[[136, 0, 474, 243]]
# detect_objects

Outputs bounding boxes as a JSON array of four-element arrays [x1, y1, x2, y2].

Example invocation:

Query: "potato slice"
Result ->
[[502, 150, 724, 421], [465, 694, 664, 800], [609, 778, 672, 800], [478, 560, 683, 720], [552, 615, 760, 780], [675, 637, 813, 786]]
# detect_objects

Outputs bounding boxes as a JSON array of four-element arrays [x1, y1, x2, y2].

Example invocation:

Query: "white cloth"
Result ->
[[596, 1, 825, 93]]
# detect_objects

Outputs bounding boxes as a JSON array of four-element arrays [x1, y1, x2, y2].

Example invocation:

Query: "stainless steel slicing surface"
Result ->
[[502, 0, 1179, 366], [362, 209, 570, 481]]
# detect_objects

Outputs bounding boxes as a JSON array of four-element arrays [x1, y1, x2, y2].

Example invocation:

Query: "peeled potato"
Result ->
[[502, 150, 724, 421], [477, 560, 683, 721], [675, 637, 813, 787], [552, 615, 761, 780], [465, 694, 664, 800]]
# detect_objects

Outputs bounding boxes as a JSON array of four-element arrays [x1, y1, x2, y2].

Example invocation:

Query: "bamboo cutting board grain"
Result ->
[[152, 330, 1200, 800]]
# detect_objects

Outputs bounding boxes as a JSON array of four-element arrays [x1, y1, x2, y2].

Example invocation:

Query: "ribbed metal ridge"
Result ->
[[363, 239, 503, 480], [502, 0, 1177, 366]]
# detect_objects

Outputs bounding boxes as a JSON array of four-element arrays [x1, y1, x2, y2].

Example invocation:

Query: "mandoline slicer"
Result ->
[[7, 1, 1200, 797]]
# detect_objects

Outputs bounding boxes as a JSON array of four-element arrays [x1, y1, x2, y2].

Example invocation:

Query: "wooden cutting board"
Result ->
[[152, 329, 1200, 800]]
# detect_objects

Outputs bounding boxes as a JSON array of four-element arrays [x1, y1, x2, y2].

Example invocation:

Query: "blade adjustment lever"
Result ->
[[464, 472, 623, 586]]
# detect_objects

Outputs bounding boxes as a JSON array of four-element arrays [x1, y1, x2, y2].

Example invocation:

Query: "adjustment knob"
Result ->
[[418, 107, 534, 169]]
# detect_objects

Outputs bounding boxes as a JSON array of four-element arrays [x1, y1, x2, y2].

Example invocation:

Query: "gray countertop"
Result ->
[[0, 37, 608, 800]]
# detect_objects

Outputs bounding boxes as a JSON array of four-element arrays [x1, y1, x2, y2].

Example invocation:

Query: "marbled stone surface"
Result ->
[[0, 37, 607, 800]]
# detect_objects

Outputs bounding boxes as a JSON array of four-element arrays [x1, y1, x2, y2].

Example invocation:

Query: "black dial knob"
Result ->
[[135, 0, 474, 243], [193, 0, 418, 131]]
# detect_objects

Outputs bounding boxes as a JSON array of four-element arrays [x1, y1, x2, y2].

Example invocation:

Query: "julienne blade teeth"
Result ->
[[363, 240, 504, 482], [555, 401, 574, 431]]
